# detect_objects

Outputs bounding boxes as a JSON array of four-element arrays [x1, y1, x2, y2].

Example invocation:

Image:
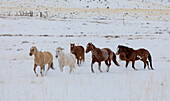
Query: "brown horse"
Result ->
[[29, 46, 55, 76], [70, 43, 85, 66], [116, 45, 154, 70], [86, 43, 120, 73]]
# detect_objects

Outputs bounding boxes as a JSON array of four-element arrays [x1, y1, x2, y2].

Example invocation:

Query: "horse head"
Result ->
[[29, 46, 37, 56], [70, 43, 75, 50], [86, 43, 94, 53], [116, 45, 125, 55], [56, 47, 64, 58], [70, 43, 76, 54]]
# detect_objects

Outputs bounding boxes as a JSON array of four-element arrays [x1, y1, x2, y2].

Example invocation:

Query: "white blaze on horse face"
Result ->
[[55, 50, 60, 58]]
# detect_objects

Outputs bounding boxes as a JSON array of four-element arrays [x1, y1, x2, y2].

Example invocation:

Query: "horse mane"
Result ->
[[118, 45, 134, 51], [89, 43, 102, 56], [118, 45, 135, 58], [90, 43, 96, 49]]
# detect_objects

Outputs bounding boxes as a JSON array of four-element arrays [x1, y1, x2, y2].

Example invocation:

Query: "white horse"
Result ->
[[55, 47, 76, 73]]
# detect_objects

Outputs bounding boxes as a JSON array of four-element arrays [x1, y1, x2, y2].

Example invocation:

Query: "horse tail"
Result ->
[[112, 53, 120, 66], [50, 62, 55, 70], [82, 52, 85, 62], [148, 52, 154, 70]]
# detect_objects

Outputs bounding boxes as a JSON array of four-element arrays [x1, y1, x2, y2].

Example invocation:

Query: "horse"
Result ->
[[86, 43, 120, 73], [70, 43, 85, 66], [55, 47, 76, 73], [116, 45, 154, 70], [29, 46, 54, 76]]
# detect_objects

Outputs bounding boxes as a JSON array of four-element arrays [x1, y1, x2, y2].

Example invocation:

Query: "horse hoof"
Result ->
[[36, 74, 38, 77]]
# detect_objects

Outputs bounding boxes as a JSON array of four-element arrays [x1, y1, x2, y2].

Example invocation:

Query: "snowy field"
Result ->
[[0, 17, 170, 101], [0, 0, 170, 101]]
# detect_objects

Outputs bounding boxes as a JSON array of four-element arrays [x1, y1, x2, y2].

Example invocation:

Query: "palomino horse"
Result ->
[[70, 43, 85, 66], [86, 43, 120, 73], [55, 47, 76, 73], [29, 46, 54, 76], [116, 45, 154, 70]]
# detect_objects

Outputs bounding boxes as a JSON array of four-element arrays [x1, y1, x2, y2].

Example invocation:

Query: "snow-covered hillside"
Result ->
[[0, 0, 170, 101], [0, 0, 170, 20]]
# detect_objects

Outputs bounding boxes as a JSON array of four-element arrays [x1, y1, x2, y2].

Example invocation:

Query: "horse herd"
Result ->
[[29, 43, 154, 76]]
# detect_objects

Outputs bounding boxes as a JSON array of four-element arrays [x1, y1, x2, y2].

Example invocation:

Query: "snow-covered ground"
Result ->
[[0, 0, 170, 101], [0, 17, 170, 101]]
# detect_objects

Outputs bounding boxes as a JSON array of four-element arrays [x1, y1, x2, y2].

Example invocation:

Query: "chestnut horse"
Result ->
[[86, 43, 120, 73], [70, 43, 85, 66], [116, 45, 154, 70]]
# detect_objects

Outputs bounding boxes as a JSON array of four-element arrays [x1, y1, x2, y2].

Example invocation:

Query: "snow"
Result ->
[[0, 0, 170, 101]]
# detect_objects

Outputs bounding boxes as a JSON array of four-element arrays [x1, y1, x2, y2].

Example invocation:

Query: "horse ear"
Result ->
[[57, 47, 63, 50], [118, 45, 122, 47], [89, 42, 92, 45], [32, 46, 37, 50]]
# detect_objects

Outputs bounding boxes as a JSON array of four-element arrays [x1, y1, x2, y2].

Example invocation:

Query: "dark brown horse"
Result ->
[[116, 45, 154, 70], [70, 43, 85, 66], [86, 43, 120, 73]]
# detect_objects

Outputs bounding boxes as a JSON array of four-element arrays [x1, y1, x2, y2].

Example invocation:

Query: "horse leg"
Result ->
[[72, 64, 76, 73], [45, 63, 51, 75], [142, 59, 149, 70], [146, 61, 150, 70], [98, 61, 102, 72], [143, 59, 150, 70], [33, 64, 38, 76], [107, 59, 111, 72], [79, 56, 82, 65], [69, 66, 73, 74], [132, 60, 137, 70], [144, 62, 147, 70], [91, 60, 95, 73], [105, 60, 108, 65], [59, 63, 64, 72], [105, 60, 109, 72], [143, 59, 147, 70], [40, 65, 44, 76], [125, 60, 129, 68], [77, 57, 80, 66]]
